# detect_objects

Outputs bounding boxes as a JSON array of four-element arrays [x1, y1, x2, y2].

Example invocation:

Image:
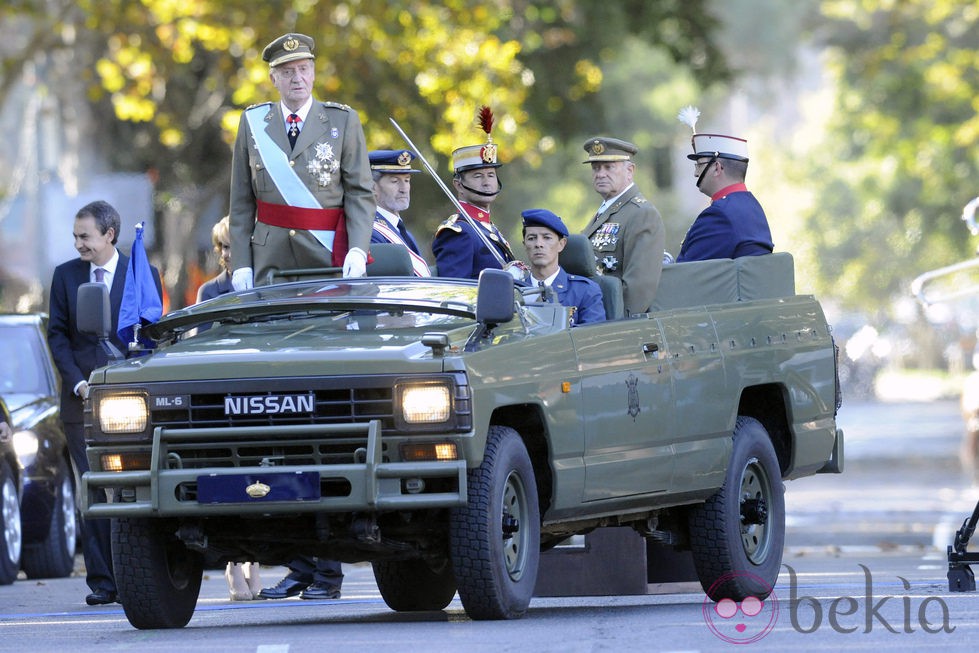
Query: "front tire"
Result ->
[[0, 459, 21, 585], [688, 416, 785, 601], [22, 458, 76, 579], [449, 425, 540, 620], [112, 518, 203, 629], [372, 557, 457, 611]]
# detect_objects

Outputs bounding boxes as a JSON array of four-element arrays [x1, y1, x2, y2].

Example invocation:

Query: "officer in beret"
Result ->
[[229, 32, 374, 289], [581, 137, 665, 316], [676, 131, 773, 261], [368, 149, 431, 276], [522, 208, 605, 325], [432, 112, 516, 279]]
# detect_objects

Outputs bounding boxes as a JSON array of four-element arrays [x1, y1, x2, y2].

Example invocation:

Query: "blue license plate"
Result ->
[[197, 471, 320, 504]]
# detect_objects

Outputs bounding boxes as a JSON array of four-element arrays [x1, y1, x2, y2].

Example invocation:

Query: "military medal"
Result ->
[[308, 141, 340, 187]]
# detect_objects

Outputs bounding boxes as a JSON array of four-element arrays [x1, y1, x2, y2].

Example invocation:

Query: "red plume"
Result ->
[[477, 106, 494, 138]]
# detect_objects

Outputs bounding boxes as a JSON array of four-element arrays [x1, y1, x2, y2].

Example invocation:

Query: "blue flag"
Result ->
[[117, 222, 163, 349]]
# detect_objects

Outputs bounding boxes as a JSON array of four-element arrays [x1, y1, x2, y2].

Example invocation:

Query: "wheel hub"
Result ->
[[740, 497, 768, 525], [502, 513, 520, 539]]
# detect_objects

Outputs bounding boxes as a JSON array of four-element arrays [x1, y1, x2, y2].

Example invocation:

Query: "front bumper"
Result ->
[[82, 420, 467, 518]]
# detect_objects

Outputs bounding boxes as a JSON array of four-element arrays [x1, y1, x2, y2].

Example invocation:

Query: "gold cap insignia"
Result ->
[[283, 37, 300, 52], [397, 150, 412, 166], [480, 143, 498, 164], [590, 140, 605, 155], [246, 481, 271, 498]]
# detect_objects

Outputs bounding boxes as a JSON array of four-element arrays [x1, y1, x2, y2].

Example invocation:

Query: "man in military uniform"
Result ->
[[368, 149, 431, 276], [432, 117, 516, 279], [229, 33, 374, 289], [676, 131, 773, 261], [522, 208, 605, 325], [581, 137, 665, 316]]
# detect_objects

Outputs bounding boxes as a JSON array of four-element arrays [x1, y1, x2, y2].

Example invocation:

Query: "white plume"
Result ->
[[677, 105, 700, 132]]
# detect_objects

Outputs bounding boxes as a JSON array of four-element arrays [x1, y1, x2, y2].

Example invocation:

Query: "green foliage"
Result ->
[[1, 0, 729, 306], [802, 0, 979, 311]]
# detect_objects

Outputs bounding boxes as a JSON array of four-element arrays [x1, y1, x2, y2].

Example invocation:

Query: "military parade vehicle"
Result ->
[[79, 240, 842, 629]]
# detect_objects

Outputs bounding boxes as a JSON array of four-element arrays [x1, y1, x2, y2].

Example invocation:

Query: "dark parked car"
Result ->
[[0, 314, 77, 584], [0, 397, 21, 584]]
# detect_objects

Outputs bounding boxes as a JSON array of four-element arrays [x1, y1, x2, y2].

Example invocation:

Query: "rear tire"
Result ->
[[112, 518, 203, 629], [0, 459, 21, 585], [688, 416, 785, 601], [22, 458, 76, 578], [372, 557, 457, 611], [449, 425, 540, 620]]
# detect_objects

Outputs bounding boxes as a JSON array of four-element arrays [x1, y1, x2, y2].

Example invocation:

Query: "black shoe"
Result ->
[[299, 582, 341, 600], [85, 589, 118, 606], [258, 577, 310, 600]]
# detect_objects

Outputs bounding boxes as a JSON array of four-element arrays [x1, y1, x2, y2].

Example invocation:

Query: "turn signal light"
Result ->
[[101, 452, 152, 472], [400, 442, 458, 462]]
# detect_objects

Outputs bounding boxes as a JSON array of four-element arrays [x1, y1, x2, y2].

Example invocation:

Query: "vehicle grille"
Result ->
[[131, 374, 468, 470]]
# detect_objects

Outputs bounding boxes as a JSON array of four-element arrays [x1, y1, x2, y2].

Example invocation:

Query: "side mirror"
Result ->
[[77, 283, 124, 363], [475, 269, 515, 327]]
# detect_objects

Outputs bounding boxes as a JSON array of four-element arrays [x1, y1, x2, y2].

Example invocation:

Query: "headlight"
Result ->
[[401, 384, 451, 424], [98, 394, 149, 433], [12, 431, 38, 468]]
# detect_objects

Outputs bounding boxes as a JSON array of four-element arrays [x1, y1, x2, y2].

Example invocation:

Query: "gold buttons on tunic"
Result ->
[[289, 160, 295, 167], [289, 229, 296, 237]]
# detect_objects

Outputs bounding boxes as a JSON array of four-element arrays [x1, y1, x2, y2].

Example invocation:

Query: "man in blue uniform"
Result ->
[[522, 209, 605, 325], [368, 149, 431, 276], [432, 115, 515, 279], [676, 130, 773, 262]]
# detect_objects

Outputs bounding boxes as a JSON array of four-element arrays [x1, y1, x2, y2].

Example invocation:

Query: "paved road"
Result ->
[[1, 399, 978, 651]]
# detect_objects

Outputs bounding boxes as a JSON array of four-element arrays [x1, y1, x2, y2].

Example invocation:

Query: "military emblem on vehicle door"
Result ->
[[626, 373, 640, 420]]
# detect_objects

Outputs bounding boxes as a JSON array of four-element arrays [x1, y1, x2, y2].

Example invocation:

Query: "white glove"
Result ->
[[231, 267, 254, 291], [342, 248, 368, 278]]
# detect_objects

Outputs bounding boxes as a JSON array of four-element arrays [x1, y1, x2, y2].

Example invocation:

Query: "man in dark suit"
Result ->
[[676, 131, 773, 262], [581, 137, 665, 316], [47, 200, 163, 606]]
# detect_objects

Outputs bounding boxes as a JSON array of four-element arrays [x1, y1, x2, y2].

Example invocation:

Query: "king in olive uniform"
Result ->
[[229, 33, 374, 289], [581, 137, 665, 316]]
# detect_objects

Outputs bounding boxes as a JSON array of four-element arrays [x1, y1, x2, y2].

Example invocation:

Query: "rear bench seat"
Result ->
[[649, 252, 795, 312]]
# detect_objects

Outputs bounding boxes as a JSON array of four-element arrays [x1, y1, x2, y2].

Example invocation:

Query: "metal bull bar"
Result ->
[[82, 421, 467, 518]]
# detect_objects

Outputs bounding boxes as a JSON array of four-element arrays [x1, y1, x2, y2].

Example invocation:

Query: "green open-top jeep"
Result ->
[[81, 243, 842, 629]]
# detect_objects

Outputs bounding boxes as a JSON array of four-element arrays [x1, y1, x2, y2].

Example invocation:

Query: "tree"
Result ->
[[0, 0, 729, 307], [799, 0, 979, 312]]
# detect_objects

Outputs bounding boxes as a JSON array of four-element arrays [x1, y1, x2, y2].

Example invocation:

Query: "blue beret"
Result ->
[[521, 208, 569, 238], [369, 149, 420, 174]]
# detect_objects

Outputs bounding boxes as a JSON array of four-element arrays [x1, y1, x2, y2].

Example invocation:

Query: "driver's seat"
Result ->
[[560, 234, 625, 320]]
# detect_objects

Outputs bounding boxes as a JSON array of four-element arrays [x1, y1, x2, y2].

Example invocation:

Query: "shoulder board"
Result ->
[[244, 101, 273, 111], [631, 196, 647, 205], [321, 101, 352, 111], [435, 215, 463, 234]]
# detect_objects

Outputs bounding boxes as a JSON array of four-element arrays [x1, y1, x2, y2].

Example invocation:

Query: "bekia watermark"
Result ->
[[703, 564, 955, 644]]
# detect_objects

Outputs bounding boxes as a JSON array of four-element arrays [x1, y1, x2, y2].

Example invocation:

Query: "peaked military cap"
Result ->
[[582, 137, 638, 163], [263, 33, 315, 68], [369, 149, 421, 174], [521, 208, 569, 238]]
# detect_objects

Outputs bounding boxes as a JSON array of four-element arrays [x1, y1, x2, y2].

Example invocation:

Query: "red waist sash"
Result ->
[[256, 200, 349, 266]]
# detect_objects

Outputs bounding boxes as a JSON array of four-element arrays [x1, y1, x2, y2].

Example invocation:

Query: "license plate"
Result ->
[[197, 471, 320, 504]]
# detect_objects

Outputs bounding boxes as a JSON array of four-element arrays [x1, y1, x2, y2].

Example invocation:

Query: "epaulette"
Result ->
[[321, 101, 352, 111], [244, 101, 273, 111], [631, 196, 647, 205], [435, 215, 463, 235]]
